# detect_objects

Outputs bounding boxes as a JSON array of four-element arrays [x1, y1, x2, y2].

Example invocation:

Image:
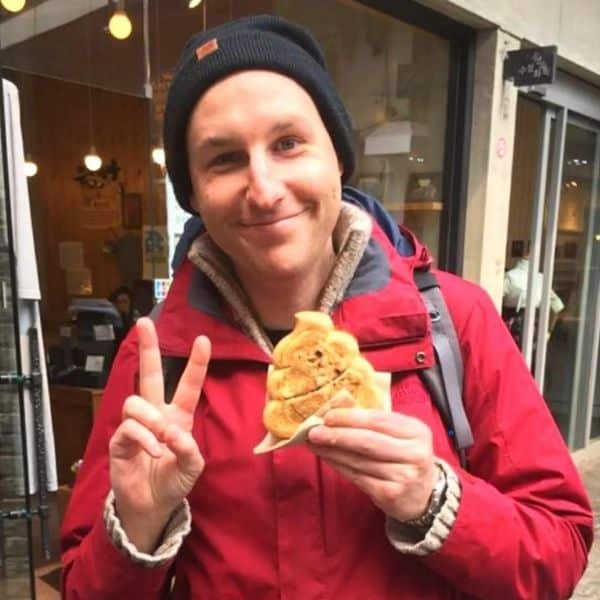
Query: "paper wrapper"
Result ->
[[253, 370, 392, 454]]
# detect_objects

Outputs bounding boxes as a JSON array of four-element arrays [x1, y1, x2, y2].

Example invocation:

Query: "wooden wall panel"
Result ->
[[15, 72, 155, 340]]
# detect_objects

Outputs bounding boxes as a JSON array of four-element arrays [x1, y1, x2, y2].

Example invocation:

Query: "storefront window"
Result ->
[[544, 122, 600, 442], [506, 95, 600, 448], [152, 0, 452, 263], [276, 0, 450, 260]]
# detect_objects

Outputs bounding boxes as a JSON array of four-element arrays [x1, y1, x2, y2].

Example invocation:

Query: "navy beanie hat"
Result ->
[[163, 14, 356, 214]]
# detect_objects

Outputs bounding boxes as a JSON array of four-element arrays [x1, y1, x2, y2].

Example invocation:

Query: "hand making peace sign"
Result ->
[[108, 317, 211, 552]]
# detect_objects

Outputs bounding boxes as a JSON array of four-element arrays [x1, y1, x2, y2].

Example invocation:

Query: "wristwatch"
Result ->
[[402, 465, 447, 530]]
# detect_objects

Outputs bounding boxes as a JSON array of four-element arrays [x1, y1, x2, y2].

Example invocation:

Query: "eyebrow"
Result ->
[[192, 119, 307, 156]]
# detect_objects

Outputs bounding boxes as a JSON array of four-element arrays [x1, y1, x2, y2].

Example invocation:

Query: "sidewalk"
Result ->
[[571, 440, 600, 599]]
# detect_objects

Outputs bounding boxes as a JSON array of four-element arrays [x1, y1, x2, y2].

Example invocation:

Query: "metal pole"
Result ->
[[535, 108, 567, 392], [523, 108, 552, 368], [28, 326, 50, 560]]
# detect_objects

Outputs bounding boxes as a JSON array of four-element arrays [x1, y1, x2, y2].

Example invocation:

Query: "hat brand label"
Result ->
[[196, 38, 219, 61]]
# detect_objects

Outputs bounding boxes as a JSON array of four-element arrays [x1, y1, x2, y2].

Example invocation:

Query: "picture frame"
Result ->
[[122, 192, 142, 230]]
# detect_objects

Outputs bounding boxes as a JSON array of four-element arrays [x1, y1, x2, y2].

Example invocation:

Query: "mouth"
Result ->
[[240, 208, 308, 228]]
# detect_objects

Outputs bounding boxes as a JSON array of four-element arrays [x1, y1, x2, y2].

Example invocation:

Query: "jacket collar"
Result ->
[[155, 204, 433, 371]]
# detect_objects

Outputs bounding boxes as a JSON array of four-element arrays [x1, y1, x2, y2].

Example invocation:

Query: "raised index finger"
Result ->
[[136, 317, 165, 407]]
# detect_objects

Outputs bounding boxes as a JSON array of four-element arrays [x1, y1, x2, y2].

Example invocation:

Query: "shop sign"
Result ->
[[503, 46, 557, 87]]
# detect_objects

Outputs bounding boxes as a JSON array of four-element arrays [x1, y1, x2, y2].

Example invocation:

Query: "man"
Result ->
[[61, 15, 593, 599]]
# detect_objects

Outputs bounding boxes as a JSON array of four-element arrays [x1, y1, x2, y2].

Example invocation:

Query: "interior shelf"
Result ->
[[385, 201, 444, 212]]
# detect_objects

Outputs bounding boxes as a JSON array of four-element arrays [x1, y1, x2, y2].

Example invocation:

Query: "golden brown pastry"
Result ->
[[263, 311, 382, 439]]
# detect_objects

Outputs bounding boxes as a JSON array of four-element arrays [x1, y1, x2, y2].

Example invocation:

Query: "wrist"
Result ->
[[401, 463, 447, 531], [104, 491, 192, 567], [115, 500, 175, 554]]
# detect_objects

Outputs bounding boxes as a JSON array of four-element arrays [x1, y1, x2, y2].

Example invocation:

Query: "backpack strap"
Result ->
[[413, 270, 473, 469]]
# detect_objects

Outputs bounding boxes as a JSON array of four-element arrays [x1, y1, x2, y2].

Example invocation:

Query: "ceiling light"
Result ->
[[109, 4, 132, 40], [84, 147, 102, 172], [188, 0, 203, 7], [1, 0, 26, 12]]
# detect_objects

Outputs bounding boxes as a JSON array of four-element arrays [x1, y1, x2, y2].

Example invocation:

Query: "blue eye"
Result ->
[[275, 137, 300, 152]]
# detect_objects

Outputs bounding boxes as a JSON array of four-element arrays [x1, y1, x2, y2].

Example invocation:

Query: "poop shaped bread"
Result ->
[[263, 311, 382, 439]]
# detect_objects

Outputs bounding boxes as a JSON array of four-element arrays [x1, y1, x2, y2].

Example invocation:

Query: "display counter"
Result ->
[[49, 384, 103, 486]]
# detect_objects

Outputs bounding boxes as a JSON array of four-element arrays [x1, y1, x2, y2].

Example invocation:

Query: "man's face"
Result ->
[[186, 70, 342, 284]]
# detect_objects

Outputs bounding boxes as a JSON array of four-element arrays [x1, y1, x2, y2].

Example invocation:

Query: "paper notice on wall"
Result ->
[[142, 225, 169, 279], [59, 241, 84, 270], [85, 355, 105, 373], [165, 175, 189, 276], [65, 268, 93, 296], [93, 324, 115, 341]]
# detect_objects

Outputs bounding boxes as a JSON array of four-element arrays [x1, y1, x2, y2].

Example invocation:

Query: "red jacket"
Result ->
[[61, 224, 593, 599]]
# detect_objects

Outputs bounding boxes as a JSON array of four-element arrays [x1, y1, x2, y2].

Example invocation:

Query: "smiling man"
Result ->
[[186, 70, 343, 327], [60, 15, 593, 600]]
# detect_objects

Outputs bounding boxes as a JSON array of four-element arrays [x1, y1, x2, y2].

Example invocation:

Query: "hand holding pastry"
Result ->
[[308, 406, 439, 523]]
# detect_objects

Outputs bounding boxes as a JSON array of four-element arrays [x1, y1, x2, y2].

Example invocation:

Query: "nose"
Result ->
[[245, 151, 284, 209]]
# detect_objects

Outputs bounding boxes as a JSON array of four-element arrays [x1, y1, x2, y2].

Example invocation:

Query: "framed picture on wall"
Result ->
[[122, 193, 142, 230]]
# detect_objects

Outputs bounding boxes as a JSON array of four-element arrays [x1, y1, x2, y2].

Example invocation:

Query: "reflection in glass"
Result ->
[[544, 123, 599, 443], [277, 0, 450, 261]]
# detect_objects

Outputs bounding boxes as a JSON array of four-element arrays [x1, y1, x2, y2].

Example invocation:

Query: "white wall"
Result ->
[[418, 0, 600, 80], [462, 29, 520, 307]]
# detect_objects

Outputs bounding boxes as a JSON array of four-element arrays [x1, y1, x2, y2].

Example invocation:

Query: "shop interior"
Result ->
[[0, 1, 453, 597], [505, 96, 600, 443]]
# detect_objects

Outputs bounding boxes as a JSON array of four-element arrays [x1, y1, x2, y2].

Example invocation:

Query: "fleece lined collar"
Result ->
[[186, 203, 372, 354]]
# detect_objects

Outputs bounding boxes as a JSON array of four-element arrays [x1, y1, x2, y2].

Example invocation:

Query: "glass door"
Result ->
[[506, 96, 600, 449], [543, 118, 600, 448], [0, 87, 35, 600]]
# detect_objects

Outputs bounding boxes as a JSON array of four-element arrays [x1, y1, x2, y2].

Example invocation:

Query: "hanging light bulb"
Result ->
[[1, 0, 26, 13], [84, 147, 102, 172], [24, 156, 38, 177], [151, 146, 165, 167], [109, 1, 132, 40], [188, 0, 203, 7]]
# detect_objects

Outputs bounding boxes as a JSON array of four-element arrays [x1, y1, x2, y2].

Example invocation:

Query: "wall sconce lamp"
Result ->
[[188, 0, 204, 7]]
